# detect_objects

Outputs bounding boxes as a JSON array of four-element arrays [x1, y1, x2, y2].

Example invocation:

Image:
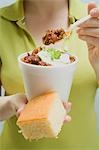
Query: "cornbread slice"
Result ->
[[16, 92, 66, 140]]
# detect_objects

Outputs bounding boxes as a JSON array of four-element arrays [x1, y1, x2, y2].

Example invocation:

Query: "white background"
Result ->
[[82, 0, 99, 4], [0, 0, 16, 8]]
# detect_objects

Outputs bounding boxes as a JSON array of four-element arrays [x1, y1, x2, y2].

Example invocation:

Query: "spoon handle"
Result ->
[[68, 15, 91, 31]]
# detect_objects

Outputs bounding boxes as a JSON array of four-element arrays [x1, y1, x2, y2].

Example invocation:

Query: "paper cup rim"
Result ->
[[18, 52, 78, 69]]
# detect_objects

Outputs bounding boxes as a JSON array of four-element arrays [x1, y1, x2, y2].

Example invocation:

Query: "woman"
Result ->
[[0, 0, 99, 149]]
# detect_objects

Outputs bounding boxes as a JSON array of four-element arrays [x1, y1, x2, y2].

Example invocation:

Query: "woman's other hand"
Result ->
[[77, 2, 99, 83], [0, 93, 27, 121], [63, 102, 72, 123]]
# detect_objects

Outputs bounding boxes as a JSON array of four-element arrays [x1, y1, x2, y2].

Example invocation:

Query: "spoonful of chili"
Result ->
[[42, 15, 91, 45]]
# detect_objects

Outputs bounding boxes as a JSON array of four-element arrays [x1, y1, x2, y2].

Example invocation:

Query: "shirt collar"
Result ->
[[0, 0, 24, 21], [0, 0, 86, 22]]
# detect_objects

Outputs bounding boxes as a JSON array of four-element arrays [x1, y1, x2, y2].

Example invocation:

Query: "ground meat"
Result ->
[[69, 56, 75, 63], [23, 55, 40, 65], [38, 61, 51, 66], [22, 47, 51, 66], [42, 28, 70, 45], [22, 47, 75, 66], [32, 47, 42, 55]]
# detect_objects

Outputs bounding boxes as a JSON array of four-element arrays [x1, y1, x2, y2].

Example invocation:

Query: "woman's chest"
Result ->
[[25, 6, 69, 45]]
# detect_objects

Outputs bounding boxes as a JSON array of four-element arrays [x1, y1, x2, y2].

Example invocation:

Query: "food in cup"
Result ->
[[42, 28, 71, 45], [21, 47, 75, 66], [19, 45, 77, 102]]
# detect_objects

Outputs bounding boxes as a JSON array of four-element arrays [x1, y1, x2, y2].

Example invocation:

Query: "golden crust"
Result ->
[[17, 92, 58, 125]]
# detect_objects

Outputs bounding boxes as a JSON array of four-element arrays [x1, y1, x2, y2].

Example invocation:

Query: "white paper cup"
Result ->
[[18, 52, 78, 102]]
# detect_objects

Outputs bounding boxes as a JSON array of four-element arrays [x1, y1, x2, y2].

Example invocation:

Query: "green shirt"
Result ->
[[0, 0, 99, 149]]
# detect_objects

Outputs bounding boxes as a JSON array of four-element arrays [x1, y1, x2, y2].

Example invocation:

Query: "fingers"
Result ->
[[64, 115, 71, 123], [63, 102, 72, 113], [62, 102, 72, 123], [16, 104, 26, 117], [90, 8, 99, 18], [78, 3, 99, 28], [78, 18, 99, 28], [77, 13, 99, 48], [78, 35, 99, 49], [11, 93, 28, 113], [77, 27, 99, 38], [77, 3, 99, 48], [87, 2, 97, 14], [14, 93, 28, 104]]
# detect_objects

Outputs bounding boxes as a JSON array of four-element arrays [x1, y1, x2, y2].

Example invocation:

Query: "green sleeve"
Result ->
[[0, 59, 2, 92], [0, 59, 2, 86]]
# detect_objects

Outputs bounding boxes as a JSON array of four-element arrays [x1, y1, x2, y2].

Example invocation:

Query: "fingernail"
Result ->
[[17, 104, 25, 115], [90, 9, 97, 16], [68, 102, 72, 108], [64, 116, 71, 122]]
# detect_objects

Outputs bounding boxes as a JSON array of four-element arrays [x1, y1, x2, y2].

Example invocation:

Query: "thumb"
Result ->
[[87, 2, 97, 14], [16, 104, 26, 117], [87, 2, 97, 49], [11, 93, 28, 111]]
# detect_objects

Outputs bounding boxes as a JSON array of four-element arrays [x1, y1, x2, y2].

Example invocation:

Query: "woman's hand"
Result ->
[[0, 92, 71, 123], [17, 99, 72, 123], [11, 93, 28, 116], [17, 100, 72, 123], [77, 2, 99, 83], [0, 93, 27, 121], [63, 102, 72, 123]]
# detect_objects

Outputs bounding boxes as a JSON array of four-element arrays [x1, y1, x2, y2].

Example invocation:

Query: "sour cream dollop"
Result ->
[[37, 49, 71, 66]]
